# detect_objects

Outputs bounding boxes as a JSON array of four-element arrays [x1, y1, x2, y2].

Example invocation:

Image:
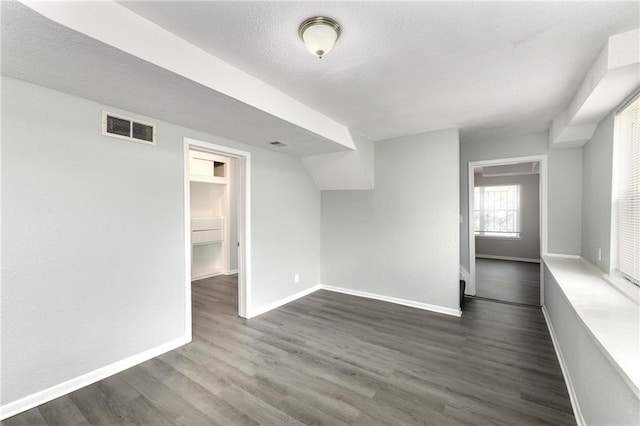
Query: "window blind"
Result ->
[[615, 95, 640, 285]]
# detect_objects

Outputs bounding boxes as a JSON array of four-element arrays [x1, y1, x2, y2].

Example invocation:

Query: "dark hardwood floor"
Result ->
[[3, 274, 574, 425], [475, 258, 541, 306]]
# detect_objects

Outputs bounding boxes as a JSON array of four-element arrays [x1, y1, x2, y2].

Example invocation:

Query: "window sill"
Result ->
[[543, 254, 640, 396], [474, 235, 522, 240], [603, 273, 640, 305]]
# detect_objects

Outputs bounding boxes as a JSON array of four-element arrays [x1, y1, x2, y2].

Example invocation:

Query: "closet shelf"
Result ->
[[190, 175, 228, 184], [189, 149, 229, 281], [191, 217, 224, 231]]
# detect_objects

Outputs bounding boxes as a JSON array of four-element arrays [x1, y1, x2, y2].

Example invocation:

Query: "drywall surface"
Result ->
[[302, 130, 375, 190], [474, 173, 540, 260], [581, 113, 614, 273], [544, 265, 639, 425], [1, 77, 320, 406], [460, 130, 582, 272], [249, 147, 321, 309], [548, 148, 582, 255], [321, 128, 460, 311]]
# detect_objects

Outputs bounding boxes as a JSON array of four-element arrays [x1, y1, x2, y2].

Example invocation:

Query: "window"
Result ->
[[614, 94, 640, 286], [474, 185, 520, 238]]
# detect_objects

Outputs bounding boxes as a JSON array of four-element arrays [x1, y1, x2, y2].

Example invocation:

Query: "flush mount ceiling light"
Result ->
[[298, 16, 341, 59]]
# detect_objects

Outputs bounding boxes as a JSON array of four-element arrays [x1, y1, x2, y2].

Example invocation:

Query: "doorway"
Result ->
[[183, 137, 251, 338], [468, 155, 548, 306]]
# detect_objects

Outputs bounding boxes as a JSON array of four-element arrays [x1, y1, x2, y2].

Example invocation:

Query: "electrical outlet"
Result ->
[[294, 274, 300, 284], [597, 248, 602, 262]]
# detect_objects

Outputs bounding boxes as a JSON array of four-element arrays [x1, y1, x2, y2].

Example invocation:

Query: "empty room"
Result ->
[[1, 2, 639, 425]]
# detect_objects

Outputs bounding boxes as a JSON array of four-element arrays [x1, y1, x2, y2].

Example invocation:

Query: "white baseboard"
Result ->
[[248, 284, 322, 318], [541, 306, 585, 426], [476, 254, 540, 263], [1, 283, 461, 419], [248, 283, 462, 319], [224, 269, 239, 275], [320, 284, 462, 317], [0, 335, 190, 421], [191, 271, 225, 281]]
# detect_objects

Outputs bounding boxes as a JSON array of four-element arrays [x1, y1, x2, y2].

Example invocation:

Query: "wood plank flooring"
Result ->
[[475, 258, 541, 306], [3, 274, 574, 425]]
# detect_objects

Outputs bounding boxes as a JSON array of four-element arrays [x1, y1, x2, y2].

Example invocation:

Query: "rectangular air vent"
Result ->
[[269, 140, 288, 147], [102, 111, 156, 145]]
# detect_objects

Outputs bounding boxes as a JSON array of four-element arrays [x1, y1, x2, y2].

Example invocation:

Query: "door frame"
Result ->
[[467, 154, 548, 305], [183, 137, 252, 337]]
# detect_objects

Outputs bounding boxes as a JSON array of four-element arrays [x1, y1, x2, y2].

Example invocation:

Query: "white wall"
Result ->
[[321, 128, 460, 312], [581, 112, 614, 273], [474, 173, 540, 260], [460, 130, 582, 272], [250, 147, 321, 308], [302, 130, 375, 190], [548, 148, 582, 255], [544, 266, 639, 425], [1, 77, 320, 407]]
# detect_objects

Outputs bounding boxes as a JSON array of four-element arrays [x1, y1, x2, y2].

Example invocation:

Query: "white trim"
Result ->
[[249, 285, 323, 318], [545, 253, 582, 260], [542, 306, 586, 426], [183, 143, 192, 339], [321, 285, 462, 317], [460, 265, 470, 283], [191, 271, 226, 281], [248, 284, 462, 319], [0, 336, 189, 421], [225, 269, 239, 276], [603, 273, 640, 305], [474, 184, 522, 237], [543, 255, 640, 396], [474, 234, 522, 240], [0, 283, 460, 418], [468, 154, 548, 304], [183, 138, 251, 320], [475, 254, 540, 263]]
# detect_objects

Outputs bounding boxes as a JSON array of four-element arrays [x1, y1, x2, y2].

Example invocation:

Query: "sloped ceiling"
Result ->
[[1, 1, 353, 157]]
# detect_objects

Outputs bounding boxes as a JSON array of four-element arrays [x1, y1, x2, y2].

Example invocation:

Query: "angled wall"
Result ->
[[321, 128, 460, 314], [302, 131, 374, 190]]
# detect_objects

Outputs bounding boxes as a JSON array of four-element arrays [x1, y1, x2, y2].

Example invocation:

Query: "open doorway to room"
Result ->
[[183, 138, 251, 338], [468, 156, 547, 306]]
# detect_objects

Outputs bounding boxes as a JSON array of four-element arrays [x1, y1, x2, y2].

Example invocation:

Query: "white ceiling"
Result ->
[[0, 2, 351, 157], [118, 1, 639, 141]]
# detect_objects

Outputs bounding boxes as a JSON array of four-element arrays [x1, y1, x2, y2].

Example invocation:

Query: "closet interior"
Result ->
[[189, 149, 235, 280]]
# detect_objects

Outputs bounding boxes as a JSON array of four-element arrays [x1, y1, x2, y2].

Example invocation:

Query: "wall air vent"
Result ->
[[269, 140, 288, 147], [102, 111, 156, 145]]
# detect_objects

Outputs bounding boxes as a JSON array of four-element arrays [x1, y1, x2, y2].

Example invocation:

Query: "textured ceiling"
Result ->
[[1, 2, 351, 157], [118, 1, 639, 141]]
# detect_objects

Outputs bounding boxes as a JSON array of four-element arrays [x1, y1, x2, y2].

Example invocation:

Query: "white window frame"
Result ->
[[607, 92, 640, 303], [474, 184, 522, 239]]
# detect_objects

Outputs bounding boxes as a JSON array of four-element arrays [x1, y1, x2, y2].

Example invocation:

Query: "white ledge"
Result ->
[[543, 255, 640, 397]]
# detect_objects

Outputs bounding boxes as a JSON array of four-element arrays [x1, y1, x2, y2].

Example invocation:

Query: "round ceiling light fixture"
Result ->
[[298, 16, 341, 59]]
